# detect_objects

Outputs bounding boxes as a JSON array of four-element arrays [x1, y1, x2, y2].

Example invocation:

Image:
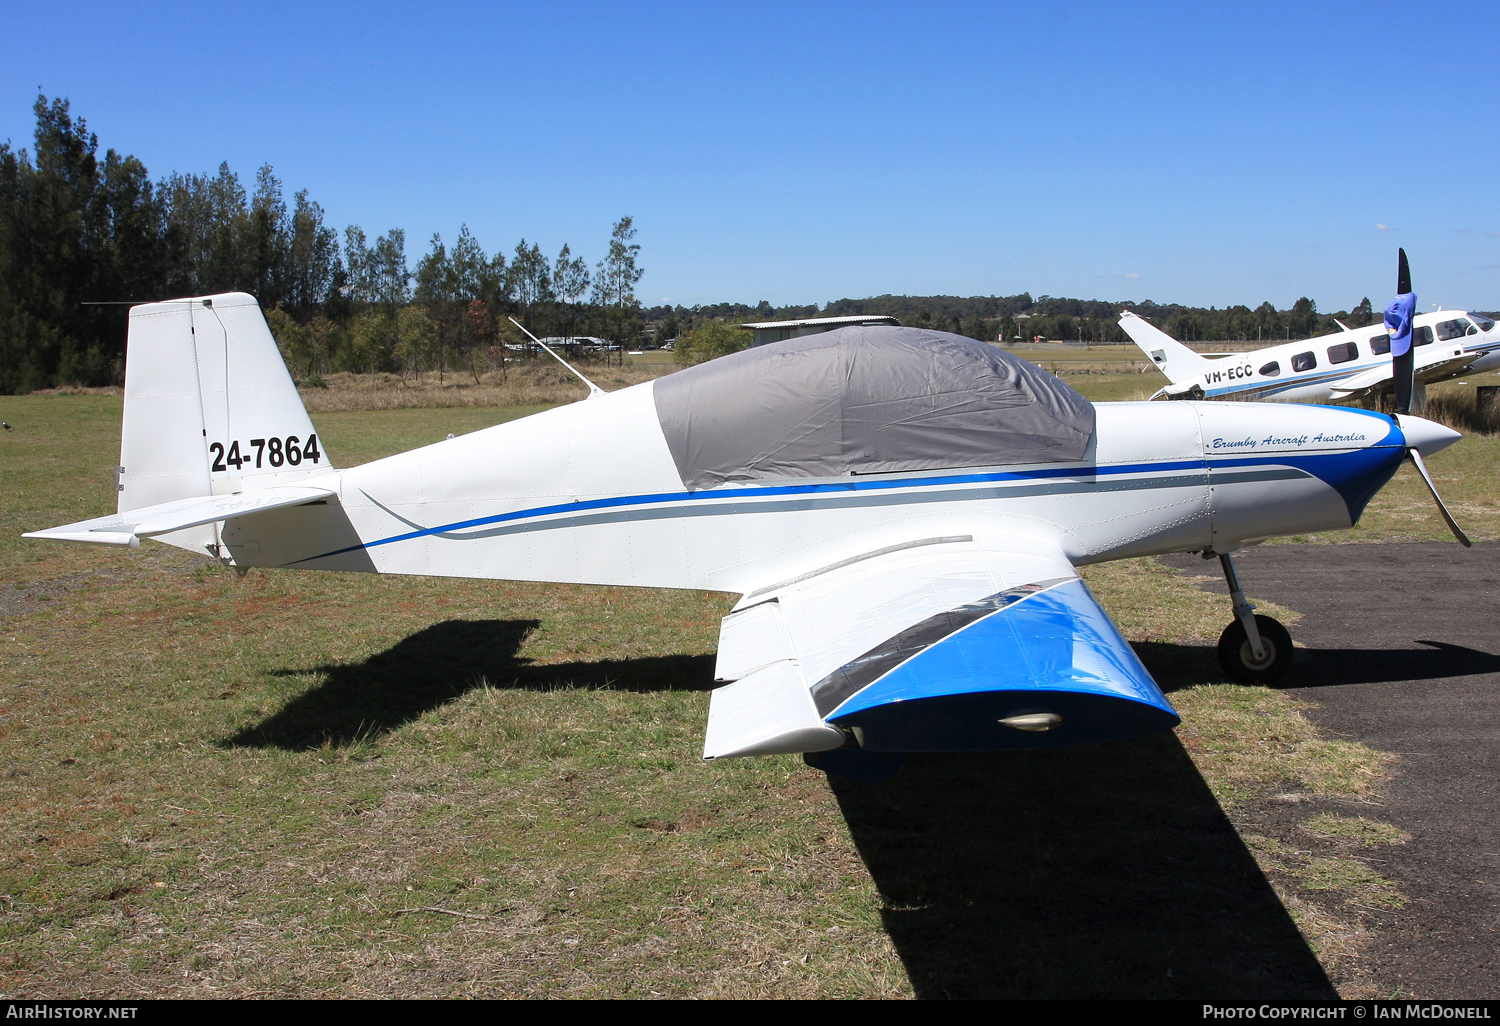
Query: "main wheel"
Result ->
[[1217, 615, 1294, 684]]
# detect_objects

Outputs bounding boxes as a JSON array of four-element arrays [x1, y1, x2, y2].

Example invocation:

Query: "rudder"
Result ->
[[118, 292, 332, 553]]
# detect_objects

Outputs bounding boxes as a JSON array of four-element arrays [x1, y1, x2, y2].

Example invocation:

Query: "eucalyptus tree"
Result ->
[[0, 94, 171, 391], [372, 229, 411, 312], [449, 225, 487, 301], [508, 239, 552, 341], [285, 190, 339, 317], [245, 165, 287, 305], [446, 226, 490, 378], [161, 163, 248, 296], [591, 216, 644, 359], [344, 226, 375, 304], [414, 233, 454, 381], [553, 243, 590, 341]]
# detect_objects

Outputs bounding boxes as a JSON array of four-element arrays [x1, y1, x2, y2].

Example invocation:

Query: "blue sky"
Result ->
[[4, 1, 1499, 312]]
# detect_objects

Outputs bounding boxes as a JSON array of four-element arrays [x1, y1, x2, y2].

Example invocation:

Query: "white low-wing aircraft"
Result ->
[[1120, 308, 1500, 404], [24, 294, 1471, 774]]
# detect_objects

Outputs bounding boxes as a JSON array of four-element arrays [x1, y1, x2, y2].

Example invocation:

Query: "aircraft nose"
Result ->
[[1396, 415, 1462, 457]]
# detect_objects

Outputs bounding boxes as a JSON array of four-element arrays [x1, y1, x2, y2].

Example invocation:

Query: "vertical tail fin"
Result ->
[[1117, 310, 1213, 383], [118, 292, 332, 552]]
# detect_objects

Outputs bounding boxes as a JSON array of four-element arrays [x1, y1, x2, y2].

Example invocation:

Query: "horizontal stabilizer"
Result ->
[[703, 660, 846, 759], [24, 483, 337, 547]]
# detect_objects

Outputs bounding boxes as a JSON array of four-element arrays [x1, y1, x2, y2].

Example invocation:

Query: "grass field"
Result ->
[[0, 370, 1491, 997]]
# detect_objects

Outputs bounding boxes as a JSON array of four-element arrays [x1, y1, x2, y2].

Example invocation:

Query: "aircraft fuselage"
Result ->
[[218, 393, 1413, 590]]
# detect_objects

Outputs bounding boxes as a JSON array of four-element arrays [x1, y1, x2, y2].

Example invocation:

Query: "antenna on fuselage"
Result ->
[[507, 317, 604, 399]]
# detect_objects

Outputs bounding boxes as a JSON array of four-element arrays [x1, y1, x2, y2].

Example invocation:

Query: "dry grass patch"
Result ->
[[1297, 858, 1406, 909], [1172, 688, 1391, 810], [296, 364, 672, 413], [1301, 815, 1412, 847]]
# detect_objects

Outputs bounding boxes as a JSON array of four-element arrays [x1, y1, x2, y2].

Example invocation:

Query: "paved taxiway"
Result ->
[[1171, 542, 1500, 997]]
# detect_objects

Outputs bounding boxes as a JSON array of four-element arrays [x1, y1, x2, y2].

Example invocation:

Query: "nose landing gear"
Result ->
[[1214, 551, 1293, 684]]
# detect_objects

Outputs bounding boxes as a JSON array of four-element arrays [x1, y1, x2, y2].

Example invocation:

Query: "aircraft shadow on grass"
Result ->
[[830, 735, 1337, 1000], [834, 635, 1500, 999], [830, 641, 1340, 1000], [226, 624, 1489, 996], [225, 617, 716, 751]]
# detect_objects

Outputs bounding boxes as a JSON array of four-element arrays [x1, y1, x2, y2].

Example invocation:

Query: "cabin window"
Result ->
[[1435, 318, 1473, 342], [1414, 325, 1434, 346], [1326, 341, 1359, 364], [1472, 314, 1496, 331], [1291, 351, 1317, 372], [1369, 334, 1391, 356], [1258, 360, 1281, 377]]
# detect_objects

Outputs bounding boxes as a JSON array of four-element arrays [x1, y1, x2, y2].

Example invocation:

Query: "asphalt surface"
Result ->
[[1170, 542, 1500, 998]]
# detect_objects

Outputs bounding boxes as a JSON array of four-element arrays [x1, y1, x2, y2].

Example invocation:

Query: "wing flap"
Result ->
[[714, 600, 796, 682], [24, 482, 338, 546], [702, 659, 845, 759]]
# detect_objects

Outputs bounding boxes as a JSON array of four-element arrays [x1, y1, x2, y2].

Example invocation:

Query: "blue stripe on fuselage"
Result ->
[[287, 428, 1403, 565], [288, 459, 1209, 565]]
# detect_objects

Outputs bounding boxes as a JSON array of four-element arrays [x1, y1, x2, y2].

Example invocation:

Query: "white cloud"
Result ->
[[1376, 223, 1394, 231]]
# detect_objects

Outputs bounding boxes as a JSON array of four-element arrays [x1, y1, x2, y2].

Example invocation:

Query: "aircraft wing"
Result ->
[[23, 483, 338, 548], [702, 538, 1178, 759], [1327, 346, 1476, 401]]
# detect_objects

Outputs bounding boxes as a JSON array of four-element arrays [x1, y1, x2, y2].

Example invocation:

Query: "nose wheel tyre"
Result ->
[[1217, 614, 1294, 684]]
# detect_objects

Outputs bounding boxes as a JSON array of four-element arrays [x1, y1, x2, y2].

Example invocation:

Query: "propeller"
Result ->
[[1397, 415, 1471, 547], [1391, 248, 1417, 415]]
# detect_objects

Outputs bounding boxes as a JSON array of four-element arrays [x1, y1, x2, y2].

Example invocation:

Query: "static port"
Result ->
[[999, 712, 1062, 732]]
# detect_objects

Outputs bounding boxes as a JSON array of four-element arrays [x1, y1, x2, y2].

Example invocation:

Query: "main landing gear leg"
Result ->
[[1215, 551, 1293, 684]]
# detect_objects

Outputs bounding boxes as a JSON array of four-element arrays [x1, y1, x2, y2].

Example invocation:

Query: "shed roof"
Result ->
[[738, 314, 898, 330]]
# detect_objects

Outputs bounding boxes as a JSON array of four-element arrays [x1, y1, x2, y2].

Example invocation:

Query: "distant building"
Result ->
[[536, 336, 614, 350], [739, 314, 899, 348]]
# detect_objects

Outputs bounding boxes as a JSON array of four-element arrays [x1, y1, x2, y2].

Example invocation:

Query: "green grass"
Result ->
[[0, 391, 1449, 997]]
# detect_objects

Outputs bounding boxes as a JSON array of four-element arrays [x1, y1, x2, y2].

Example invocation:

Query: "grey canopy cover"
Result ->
[[653, 326, 1095, 490]]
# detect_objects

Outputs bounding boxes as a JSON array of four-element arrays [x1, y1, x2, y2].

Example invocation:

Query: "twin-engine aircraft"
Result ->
[[1121, 307, 1500, 404], [25, 294, 1469, 775]]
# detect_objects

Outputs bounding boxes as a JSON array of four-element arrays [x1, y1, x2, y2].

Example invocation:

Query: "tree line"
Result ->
[[658, 293, 1449, 366], [0, 95, 644, 394], [7, 95, 1485, 391]]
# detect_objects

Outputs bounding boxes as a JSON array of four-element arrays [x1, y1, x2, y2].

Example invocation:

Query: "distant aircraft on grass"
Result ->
[[23, 293, 1472, 778], [1120, 307, 1500, 405]]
